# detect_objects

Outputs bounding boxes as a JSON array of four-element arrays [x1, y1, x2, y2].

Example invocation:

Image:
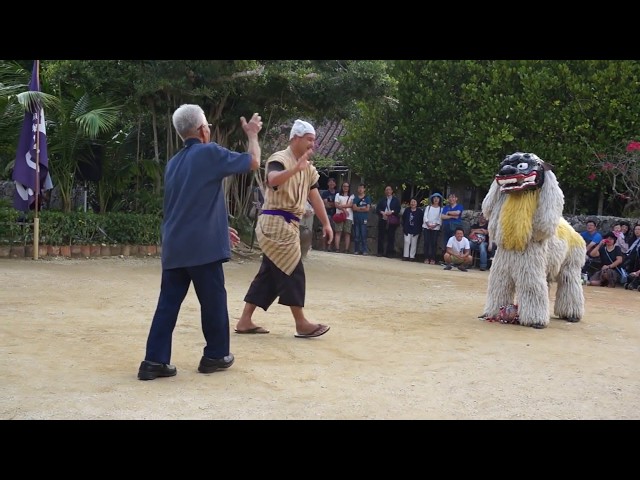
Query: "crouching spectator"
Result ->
[[443, 227, 472, 272], [625, 269, 640, 291], [587, 231, 624, 287], [469, 213, 490, 271], [581, 219, 603, 275]]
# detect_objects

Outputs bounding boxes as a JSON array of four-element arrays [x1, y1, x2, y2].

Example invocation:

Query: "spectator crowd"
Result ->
[[310, 179, 639, 292]]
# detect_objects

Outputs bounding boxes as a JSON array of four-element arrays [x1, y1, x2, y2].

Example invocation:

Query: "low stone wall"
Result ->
[[0, 243, 161, 259], [0, 180, 85, 211]]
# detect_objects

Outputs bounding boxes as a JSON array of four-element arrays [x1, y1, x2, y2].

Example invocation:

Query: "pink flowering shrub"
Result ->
[[590, 140, 640, 214]]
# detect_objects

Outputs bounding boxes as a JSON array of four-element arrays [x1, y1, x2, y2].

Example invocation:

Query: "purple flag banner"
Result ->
[[12, 60, 53, 212]]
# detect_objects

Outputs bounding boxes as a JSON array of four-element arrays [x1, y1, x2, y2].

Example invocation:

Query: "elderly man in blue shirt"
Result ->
[[138, 104, 262, 380]]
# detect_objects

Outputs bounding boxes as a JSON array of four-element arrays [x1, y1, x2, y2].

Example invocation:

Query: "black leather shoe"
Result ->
[[198, 353, 235, 373], [137, 360, 177, 380]]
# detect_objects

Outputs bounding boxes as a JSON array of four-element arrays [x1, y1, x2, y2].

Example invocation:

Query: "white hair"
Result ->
[[172, 104, 206, 141]]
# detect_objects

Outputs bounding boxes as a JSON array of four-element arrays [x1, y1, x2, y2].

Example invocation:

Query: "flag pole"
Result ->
[[33, 60, 41, 260]]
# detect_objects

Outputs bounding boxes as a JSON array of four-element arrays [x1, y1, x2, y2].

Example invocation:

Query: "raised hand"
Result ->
[[228, 226, 240, 247], [240, 113, 263, 136], [296, 148, 314, 171]]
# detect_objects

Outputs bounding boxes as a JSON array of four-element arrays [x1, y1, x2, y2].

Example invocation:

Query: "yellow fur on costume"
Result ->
[[557, 217, 585, 248], [500, 190, 539, 251]]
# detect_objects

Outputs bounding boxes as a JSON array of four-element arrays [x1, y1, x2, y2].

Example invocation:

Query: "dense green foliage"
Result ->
[[1, 60, 393, 217], [2, 60, 639, 219], [343, 60, 640, 214], [0, 202, 160, 245]]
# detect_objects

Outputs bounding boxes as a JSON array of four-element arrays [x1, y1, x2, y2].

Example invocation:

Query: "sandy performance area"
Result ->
[[1, 248, 638, 420]]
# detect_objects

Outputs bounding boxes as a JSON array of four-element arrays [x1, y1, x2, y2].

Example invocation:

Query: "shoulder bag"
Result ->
[[332, 211, 346, 223], [605, 249, 627, 285]]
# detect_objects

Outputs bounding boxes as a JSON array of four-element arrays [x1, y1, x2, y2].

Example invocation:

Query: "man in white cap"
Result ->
[[236, 119, 333, 338]]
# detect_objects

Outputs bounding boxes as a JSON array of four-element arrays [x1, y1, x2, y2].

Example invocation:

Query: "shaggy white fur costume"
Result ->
[[481, 153, 586, 329]]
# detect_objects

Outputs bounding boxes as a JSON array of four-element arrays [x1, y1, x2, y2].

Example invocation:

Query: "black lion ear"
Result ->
[[542, 161, 554, 171]]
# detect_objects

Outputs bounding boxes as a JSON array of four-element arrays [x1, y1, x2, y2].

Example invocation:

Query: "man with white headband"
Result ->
[[236, 119, 333, 338]]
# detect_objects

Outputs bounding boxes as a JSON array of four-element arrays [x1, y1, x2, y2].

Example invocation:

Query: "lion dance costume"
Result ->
[[480, 152, 586, 329]]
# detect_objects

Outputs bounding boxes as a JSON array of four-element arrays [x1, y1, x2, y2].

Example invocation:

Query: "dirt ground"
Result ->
[[1, 246, 638, 420]]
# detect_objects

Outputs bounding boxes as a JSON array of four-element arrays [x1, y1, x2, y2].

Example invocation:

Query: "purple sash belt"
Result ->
[[261, 209, 300, 223]]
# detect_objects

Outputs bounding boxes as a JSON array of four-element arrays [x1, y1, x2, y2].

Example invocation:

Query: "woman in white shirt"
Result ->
[[422, 193, 443, 264], [333, 182, 354, 253]]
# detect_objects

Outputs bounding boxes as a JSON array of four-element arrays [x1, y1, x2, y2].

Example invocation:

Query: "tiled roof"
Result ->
[[314, 120, 345, 159]]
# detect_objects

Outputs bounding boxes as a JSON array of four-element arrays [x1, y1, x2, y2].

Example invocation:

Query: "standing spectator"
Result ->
[[401, 198, 423, 261], [236, 119, 332, 338], [333, 181, 354, 253], [321, 177, 338, 251], [443, 227, 472, 271], [375, 185, 401, 258], [352, 183, 372, 255], [137, 105, 262, 381], [300, 200, 314, 232], [580, 219, 603, 275], [469, 213, 490, 271], [300, 200, 315, 258], [422, 192, 443, 264], [441, 193, 463, 252]]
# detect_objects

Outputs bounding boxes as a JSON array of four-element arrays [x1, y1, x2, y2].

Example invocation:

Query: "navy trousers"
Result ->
[[144, 261, 230, 364]]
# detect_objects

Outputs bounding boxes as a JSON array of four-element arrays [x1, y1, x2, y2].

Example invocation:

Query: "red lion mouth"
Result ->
[[496, 171, 539, 192]]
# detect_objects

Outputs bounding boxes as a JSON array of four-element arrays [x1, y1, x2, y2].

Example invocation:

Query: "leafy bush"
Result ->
[[0, 203, 161, 245], [0, 203, 30, 245]]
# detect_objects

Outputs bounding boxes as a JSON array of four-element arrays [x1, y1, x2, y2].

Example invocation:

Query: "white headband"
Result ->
[[289, 119, 316, 140]]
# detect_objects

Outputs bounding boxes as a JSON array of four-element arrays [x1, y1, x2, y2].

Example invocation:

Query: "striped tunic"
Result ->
[[256, 146, 320, 275]]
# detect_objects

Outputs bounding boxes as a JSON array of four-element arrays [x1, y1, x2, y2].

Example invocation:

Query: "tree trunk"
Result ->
[[149, 99, 162, 194], [571, 193, 578, 215], [597, 190, 604, 216]]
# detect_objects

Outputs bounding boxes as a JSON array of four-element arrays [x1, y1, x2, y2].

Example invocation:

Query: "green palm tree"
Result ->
[[46, 85, 120, 212], [92, 127, 162, 214], [1, 61, 121, 211], [0, 61, 56, 179]]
